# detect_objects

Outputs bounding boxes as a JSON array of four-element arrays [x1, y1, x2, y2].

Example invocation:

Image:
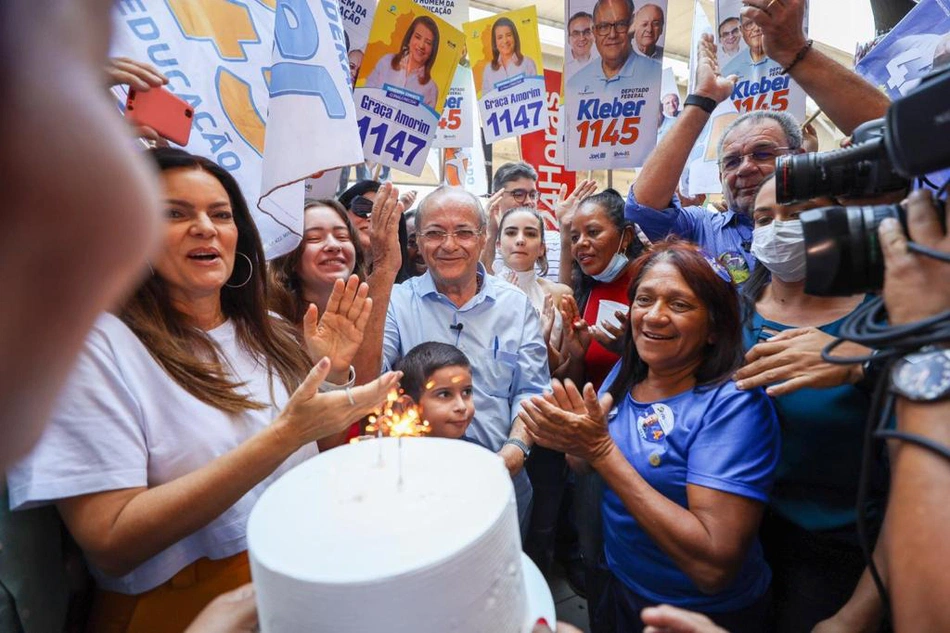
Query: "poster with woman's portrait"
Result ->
[[464, 7, 547, 143], [416, 0, 475, 148], [716, 0, 807, 120], [353, 0, 464, 175]]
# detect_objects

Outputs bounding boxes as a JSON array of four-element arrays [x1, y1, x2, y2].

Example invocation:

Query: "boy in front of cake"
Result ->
[[396, 342, 475, 440]]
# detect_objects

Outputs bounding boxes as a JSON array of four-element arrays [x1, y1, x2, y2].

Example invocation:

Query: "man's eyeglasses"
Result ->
[[349, 195, 374, 218], [502, 188, 540, 204], [420, 228, 482, 244], [593, 20, 630, 36], [718, 146, 792, 172], [570, 28, 592, 38], [719, 27, 740, 39]]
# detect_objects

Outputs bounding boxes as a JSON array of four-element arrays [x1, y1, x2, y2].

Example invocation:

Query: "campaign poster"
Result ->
[[111, 0, 363, 258], [564, 0, 665, 170], [465, 7, 547, 143], [656, 67, 680, 142], [855, 0, 950, 99], [716, 0, 808, 121], [433, 62, 476, 148], [680, 0, 738, 196], [416, 0, 475, 148], [521, 70, 576, 232], [354, 0, 464, 175], [443, 145, 489, 195], [339, 0, 377, 88]]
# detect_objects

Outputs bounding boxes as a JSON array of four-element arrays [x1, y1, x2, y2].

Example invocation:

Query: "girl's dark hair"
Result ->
[[498, 206, 549, 276], [571, 191, 643, 309], [391, 16, 440, 85], [490, 18, 524, 70], [121, 148, 311, 414], [395, 342, 471, 402], [268, 199, 367, 324], [606, 240, 744, 405]]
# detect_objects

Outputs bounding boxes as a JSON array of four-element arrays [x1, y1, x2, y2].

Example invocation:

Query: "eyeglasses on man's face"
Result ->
[[502, 188, 540, 204], [420, 228, 483, 244], [593, 19, 630, 36], [720, 26, 740, 39], [570, 27, 592, 39], [718, 146, 792, 172]]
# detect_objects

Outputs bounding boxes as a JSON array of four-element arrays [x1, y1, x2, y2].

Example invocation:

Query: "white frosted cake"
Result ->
[[247, 437, 532, 632]]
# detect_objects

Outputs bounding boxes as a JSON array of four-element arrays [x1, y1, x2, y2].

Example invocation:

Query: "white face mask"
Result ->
[[592, 253, 629, 283], [751, 219, 806, 282]]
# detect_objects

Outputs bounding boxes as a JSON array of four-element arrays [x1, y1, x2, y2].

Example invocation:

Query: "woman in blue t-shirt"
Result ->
[[739, 175, 888, 633], [519, 241, 781, 632]]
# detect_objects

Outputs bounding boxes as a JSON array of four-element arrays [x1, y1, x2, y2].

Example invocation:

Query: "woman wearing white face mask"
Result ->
[[559, 191, 645, 388], [742, 175, 887, 633]]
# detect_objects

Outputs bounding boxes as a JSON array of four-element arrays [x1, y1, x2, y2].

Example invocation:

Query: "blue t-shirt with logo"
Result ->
[[599, 362, 781, 611]]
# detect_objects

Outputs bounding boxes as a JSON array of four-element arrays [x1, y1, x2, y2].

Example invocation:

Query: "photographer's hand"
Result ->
[[880, 190, 950, 325], [879, 188, 950, 632]]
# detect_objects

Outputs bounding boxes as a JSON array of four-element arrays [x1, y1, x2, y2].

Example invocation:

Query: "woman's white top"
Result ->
[[500, 267, 546, 314], [366, 53, 438, 109], [7, 313, 317, 594], [481, 56, 539, 95]]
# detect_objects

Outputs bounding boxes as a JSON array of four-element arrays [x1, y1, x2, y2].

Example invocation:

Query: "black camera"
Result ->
[[774, 67, 950, 296], [775, 119, 908, 204]]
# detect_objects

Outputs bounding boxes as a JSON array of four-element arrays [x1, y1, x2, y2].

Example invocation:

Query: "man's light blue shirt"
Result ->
[[567, 51, 662, 98], [722, 47, 770, 81], [383, 265, 550, 450], [625, 188, 756, 286]]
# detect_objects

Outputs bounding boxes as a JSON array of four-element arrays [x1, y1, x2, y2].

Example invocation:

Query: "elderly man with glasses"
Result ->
[[566, 0, 661, 97], [359, 184, 550, 538], [625, 0, 890, 286]]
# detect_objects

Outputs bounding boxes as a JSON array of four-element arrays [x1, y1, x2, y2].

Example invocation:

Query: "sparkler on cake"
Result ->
[[363, 389, 431, 438]]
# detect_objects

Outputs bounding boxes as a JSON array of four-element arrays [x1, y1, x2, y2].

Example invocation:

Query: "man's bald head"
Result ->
[[417, 187, 486, 229]]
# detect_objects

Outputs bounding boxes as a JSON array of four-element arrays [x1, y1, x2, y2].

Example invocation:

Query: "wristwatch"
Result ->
[[684, 94, 718, 115], [503, 438, 531, 462], [890, 348, 950, 402]]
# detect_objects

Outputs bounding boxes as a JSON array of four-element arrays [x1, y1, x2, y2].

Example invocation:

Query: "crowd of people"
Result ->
[[3, 0, 950, 632]]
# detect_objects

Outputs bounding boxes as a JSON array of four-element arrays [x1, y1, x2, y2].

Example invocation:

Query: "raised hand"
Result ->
[[555, 179, 598, 228], [740, 0, 809, 68], [485, 190, 506, 233], [105, 57, 168, 91], [557, 295, 593, 364], [303, 275, 373, 383], [519, 379, 614, 464], [398, 189, 418, 210], [694, 33, 737, 103], [273, 357, 401, 448], [369, 181, 405, 272]]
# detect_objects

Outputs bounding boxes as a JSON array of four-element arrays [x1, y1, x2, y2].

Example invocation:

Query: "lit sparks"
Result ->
[[364, 389, 431, 438]]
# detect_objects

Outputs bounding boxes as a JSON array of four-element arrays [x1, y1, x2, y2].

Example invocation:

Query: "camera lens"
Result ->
[[800, 204, 901, 296]]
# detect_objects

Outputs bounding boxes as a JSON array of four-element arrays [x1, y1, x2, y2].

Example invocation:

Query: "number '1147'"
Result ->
[[357, 116, 426, 165], [486, 102, 543, 137]]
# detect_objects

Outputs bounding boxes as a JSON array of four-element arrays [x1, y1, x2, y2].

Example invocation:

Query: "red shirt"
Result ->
[[582, 267, 634, 390]]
